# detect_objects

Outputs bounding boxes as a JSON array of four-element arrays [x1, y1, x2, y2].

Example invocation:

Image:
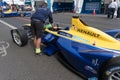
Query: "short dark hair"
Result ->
[[42, 2, 47, 7]]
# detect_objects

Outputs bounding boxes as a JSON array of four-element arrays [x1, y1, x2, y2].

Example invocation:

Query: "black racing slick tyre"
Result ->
[[99, 56, 120, 80], [11, 28, 28, 47]]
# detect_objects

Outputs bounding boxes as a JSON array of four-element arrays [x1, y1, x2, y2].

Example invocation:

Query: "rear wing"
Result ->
[[70, 16, 88, 30]]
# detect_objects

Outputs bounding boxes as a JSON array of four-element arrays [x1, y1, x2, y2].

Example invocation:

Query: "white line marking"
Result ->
[[0, 41, 9, 57], [0, 20, 12, 57], [0, 19, 17, 29]]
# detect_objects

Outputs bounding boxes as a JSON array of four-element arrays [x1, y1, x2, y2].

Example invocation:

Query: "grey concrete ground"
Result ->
[[0, 13, 120, 80], [0, 22, 82, 80]]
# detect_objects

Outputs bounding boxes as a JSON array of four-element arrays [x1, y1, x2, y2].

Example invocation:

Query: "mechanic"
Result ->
[[107, 0, 117, 19], [31, 2, 53, 55], [117, 0, 120, 18], [0, 6, 2, 13]]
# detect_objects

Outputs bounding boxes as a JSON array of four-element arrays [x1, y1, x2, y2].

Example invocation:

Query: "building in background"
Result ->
[[81, 0, 102, 14], [49, 0, 119, 14], [47, 0, 101, 14], [44, 0, 101, 14], [1, 0, 120, 14]]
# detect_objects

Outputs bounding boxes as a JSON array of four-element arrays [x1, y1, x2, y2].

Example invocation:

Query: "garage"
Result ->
[[32, 0, 115, 14], [81, 0, 102, 14], [46, 0, 101, 14], [52, 0, 74, 12]]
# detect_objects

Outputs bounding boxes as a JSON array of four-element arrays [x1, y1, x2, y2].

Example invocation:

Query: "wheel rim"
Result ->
[[109, 70, 120, 80], [12, 31, 22, 46]]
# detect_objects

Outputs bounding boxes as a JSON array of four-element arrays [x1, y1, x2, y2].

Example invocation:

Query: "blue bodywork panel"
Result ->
[[105, 29, 120, 37], [57, 37, 114, 77], [42, 33, 59, 56], [42, 33, 117, 78]]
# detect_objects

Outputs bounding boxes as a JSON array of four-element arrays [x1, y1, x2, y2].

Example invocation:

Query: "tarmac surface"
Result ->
[[0, 13, 120, 80]]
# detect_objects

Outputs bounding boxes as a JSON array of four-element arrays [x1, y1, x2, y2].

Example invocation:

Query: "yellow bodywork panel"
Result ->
[[4, 9, 13, 13], [46, 17, 120, 50]]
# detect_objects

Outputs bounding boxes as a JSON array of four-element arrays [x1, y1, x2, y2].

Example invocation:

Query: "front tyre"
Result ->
[[99, 57, 120, 80], [11, 28, 28, 47]]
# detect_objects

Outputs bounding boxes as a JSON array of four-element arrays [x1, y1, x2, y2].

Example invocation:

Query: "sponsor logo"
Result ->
[[77, 29, 100, 38], [73, 36, 90, 43], [92, 59, 99, 66], [58, 31, 72, 38], [85, 66, 97, 74]]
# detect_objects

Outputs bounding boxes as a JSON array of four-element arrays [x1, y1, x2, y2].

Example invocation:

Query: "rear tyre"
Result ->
[[99, 57, 120, 80], [22, 25, 33, 39], [11, 28, 28, 47]]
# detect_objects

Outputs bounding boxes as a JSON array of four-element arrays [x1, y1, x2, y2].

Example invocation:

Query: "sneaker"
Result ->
[[35, 48, 43, 56]]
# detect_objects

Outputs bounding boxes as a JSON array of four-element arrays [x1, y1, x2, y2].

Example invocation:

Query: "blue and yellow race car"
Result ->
[[0, 9, 20, 17], [0, 9, 31, 17], [11, 16, 120, 80]]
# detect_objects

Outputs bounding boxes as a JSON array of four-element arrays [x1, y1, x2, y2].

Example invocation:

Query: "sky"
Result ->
[[3, 0, 24, 5]]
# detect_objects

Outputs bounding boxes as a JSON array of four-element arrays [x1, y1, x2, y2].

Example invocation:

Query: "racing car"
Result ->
[[0, 9, 31, 18], [11, 16, 120, 80], [0, 9, 20, 18]]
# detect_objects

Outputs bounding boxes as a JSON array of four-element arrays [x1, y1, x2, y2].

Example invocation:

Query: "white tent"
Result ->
[[3, 0, 24, 5]]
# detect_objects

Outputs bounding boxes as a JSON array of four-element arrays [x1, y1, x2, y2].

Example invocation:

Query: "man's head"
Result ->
[[42, 2, 48, 8]]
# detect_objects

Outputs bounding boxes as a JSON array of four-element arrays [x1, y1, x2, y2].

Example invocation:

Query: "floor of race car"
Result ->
[[55, 52, 87, 80]]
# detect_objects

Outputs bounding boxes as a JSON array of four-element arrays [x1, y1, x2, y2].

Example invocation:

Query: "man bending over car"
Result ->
[[31, 2, 53, 55]]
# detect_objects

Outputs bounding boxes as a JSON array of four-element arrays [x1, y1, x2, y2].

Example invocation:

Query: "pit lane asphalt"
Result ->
[[0, 13, 120, 80]]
